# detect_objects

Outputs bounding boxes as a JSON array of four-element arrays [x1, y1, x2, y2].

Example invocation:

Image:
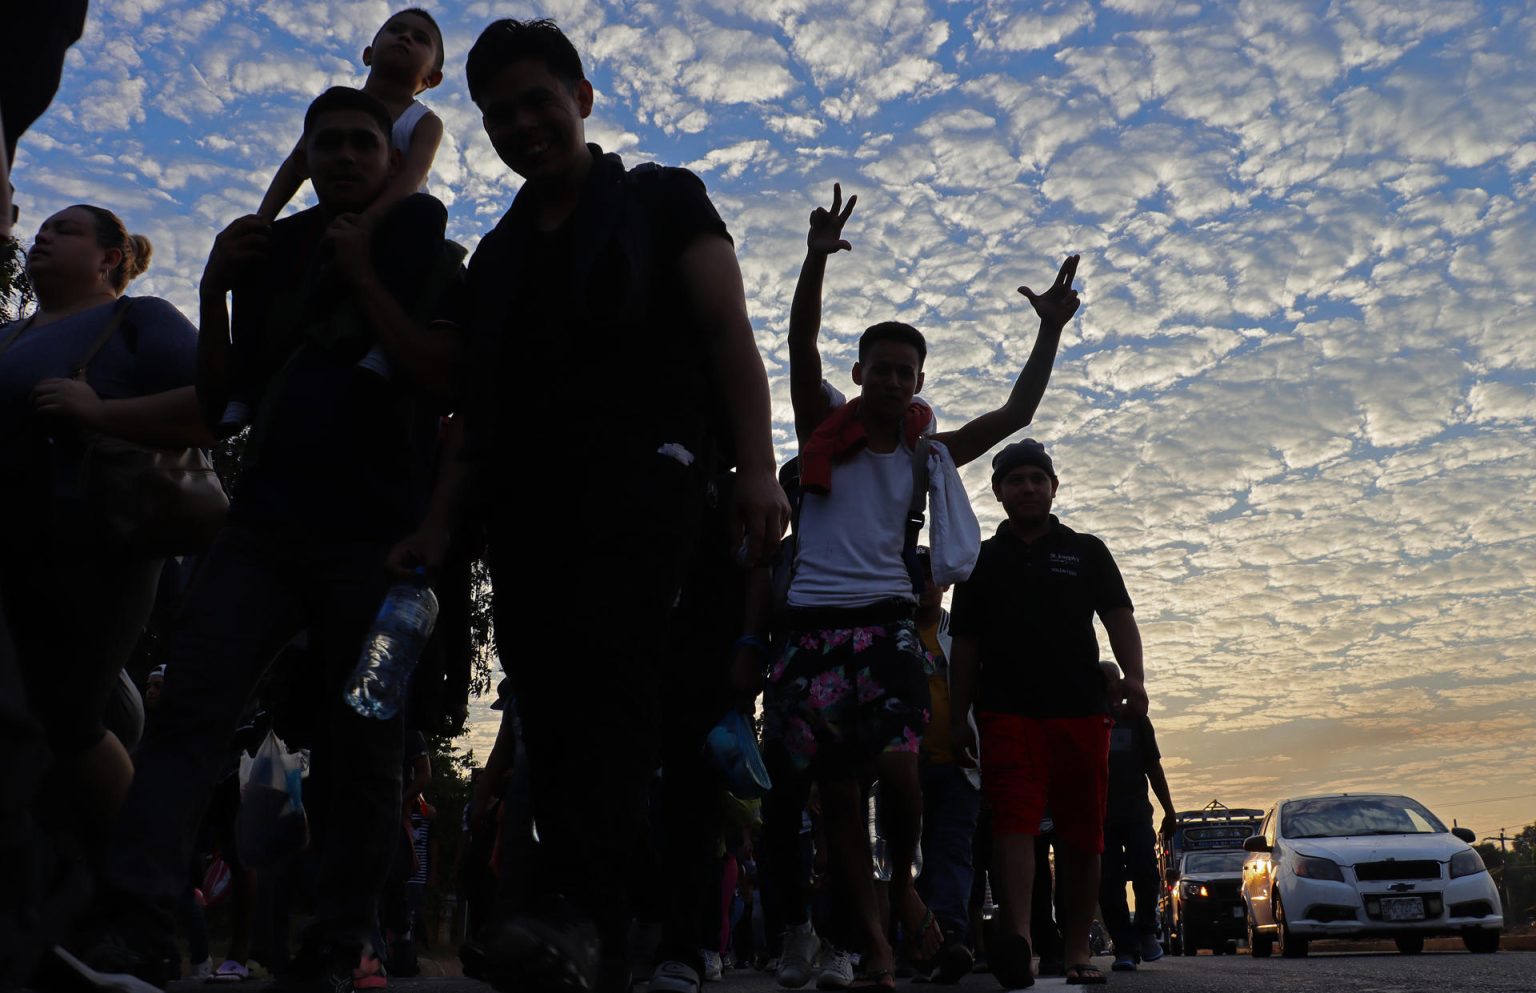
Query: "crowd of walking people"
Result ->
[[0, 10, 1181, 993]]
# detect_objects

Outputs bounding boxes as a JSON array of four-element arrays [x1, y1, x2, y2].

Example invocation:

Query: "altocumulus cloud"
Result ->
[[11, 0, 1535, 831]]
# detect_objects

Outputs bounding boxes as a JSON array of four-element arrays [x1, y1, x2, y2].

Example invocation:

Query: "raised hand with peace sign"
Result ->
[[1018, 253, 1081, 331], [806, 182, 857, 257]]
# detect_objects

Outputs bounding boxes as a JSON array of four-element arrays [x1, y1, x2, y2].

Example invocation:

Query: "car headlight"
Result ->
[[1181, 881, 1210, 898], [1293, 855, 1345, 882], [1450, 849, 1487, 879]]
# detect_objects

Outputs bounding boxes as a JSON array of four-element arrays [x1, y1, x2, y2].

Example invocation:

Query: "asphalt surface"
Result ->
[[168, 949, 1535, 993]]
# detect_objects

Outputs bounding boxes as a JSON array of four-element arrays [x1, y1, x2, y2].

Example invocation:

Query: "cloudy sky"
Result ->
[[14, 1, 1534, 838]]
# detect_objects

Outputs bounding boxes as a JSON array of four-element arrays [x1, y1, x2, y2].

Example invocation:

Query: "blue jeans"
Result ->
[[916, 763, 981, 939]]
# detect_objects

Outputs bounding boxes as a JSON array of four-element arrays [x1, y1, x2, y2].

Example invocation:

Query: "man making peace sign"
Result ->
[[760, 182, 1080, 988]]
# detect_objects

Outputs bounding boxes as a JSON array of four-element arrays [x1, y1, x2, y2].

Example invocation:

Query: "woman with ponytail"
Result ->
[[0, 204, 210, 833]]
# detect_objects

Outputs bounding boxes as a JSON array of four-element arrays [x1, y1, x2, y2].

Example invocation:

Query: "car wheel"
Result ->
[[1463, 930, 1500, 954], [1395, 936, 1424, 955], [1275, 895, 1308, 959], [1249, 916, 1274, 959]]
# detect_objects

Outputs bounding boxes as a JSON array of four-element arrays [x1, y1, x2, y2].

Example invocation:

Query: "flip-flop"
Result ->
[[904, 905, 944, 962], [849, 967, 896, 990], [1065, 962, 1107, 985]]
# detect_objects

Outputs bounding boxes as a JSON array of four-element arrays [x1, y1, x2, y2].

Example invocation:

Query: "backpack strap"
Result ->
[[902, 437, 932, 595]]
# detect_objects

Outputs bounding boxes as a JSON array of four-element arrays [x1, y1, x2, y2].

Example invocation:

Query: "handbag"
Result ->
[[0, 299, 229, 554]]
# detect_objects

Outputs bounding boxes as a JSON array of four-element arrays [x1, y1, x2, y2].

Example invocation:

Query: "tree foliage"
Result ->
[[1475, 820, 1536, 927], [1, 236, 37, 324]]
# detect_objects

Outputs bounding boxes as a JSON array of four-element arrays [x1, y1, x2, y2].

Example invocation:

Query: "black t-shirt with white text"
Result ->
[[949, 516, 1133, 718]]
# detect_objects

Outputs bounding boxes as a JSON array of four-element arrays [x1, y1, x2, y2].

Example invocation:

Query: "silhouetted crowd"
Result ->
[[1, 12, 1178, 993]]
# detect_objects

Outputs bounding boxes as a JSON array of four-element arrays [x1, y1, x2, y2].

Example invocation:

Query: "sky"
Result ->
[[13, 1, 1535, 839]]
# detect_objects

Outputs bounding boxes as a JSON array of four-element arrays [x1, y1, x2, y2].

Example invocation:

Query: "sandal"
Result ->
[[849, 966, 896, 990], [1065, 962, 1107, 985], [903, 904, 944, 963]]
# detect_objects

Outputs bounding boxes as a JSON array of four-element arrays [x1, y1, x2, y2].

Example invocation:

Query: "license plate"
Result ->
[[1382, 897, 1425, 921], [1232, 906, 1245, 918]]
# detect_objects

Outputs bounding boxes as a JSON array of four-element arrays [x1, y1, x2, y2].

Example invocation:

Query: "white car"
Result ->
[[1240, 792, 1502, 957]]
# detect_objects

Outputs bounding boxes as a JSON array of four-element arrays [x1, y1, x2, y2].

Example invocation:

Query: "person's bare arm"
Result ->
[[788, 184, 856, 447], [325, 213, 461, 400], [197, 215, 272, 428], [1101, 606, 1146, 717], [403, 751, 432, 815], [361, 112, 443, 227], [932, 255, 1080, 468], [1146, 752, 1176, 838], [32, 382, 214, 448], [948, 635, 980, 769], [256, 141, 307, 223], [679, 233, 790, 566], [469, 707, 515, 836], [385, 413, 472, 577]]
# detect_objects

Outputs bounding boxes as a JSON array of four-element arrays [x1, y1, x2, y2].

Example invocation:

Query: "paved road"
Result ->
[[171, 950, 1534, 993]]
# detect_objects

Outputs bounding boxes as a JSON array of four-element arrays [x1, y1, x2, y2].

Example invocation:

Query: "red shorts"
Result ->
[[978, 712, 1111, 854]]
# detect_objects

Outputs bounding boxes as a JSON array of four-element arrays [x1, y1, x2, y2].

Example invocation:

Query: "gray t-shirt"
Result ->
[[0, 296, 198, 481]]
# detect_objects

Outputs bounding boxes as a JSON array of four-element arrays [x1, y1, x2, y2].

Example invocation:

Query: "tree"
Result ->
[[0, 236, 36, 323]]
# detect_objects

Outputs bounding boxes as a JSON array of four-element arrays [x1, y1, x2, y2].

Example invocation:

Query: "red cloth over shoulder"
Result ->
[[800, 396, 933, 493]]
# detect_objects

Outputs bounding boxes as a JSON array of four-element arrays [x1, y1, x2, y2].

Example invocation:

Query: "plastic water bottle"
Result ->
[[344, 569, 439, 719]]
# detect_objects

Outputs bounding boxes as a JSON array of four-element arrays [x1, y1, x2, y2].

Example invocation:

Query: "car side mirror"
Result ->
[[1166, 870, 1180, 883], [1243, 834, 1271, 853], [1452, 827, 1475, 844]]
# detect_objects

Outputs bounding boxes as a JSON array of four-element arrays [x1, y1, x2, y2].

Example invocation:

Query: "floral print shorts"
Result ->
[[763, 618, 933, 780]]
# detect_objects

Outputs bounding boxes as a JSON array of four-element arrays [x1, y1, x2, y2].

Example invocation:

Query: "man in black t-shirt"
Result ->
[[386, 20, 789, 993], [949, 439, 1149, 988], [76, 88, 463, 992]]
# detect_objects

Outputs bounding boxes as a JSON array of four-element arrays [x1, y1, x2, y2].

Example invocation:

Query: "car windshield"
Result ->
[[1281, 796, 1447, 838], [1183, 851, 1248, 873]]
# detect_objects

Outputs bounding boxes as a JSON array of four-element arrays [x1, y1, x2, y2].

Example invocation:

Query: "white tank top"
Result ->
[[788, 444, 917, 609], [392, 101, 432, 192]]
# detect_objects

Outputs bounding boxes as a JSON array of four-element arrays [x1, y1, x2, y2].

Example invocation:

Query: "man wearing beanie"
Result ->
[[947, 439, 1147, 988]]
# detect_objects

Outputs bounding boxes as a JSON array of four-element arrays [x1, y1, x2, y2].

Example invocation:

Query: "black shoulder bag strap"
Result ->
[[902, 436, 932, 595], [70, 297, 135, 379]]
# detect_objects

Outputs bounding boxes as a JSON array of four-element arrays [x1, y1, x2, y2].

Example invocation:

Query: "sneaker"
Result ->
[[458, 913, 600, 993], [931, 941, 974, 985], [351, 947, 387, 991], [189, 959, 214, 981], [209, 960, 249, 983], [815, 947, 853, 990], [1138, 933, 1164, 963], [776, 925, 820, 989], [700, 950, 723, 982], [648, 960, 701, 993], [1111, 953, 1137, 972]]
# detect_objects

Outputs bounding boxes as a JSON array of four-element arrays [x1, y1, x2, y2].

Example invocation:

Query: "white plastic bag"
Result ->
[[925, 440, 981, 587], [236, 731, 309, 868]]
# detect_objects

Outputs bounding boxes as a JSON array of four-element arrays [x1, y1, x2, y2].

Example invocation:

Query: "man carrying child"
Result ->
[[68, 85, 463, 993]]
